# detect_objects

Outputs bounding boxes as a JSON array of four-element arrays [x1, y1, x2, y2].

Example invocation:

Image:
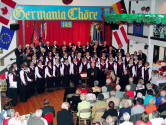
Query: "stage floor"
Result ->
[[13, 89, 65, 124]]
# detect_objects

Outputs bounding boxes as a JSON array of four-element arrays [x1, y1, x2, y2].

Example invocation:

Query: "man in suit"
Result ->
[[138, 50, 147, 64], [41, 99, 55, 118], [87, 62, 100, 87], [15, 44, 23, 68], [116, 45, 125, 57]]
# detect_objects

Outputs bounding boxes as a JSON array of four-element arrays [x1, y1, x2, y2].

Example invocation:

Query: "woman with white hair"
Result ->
[[57, 102, 74, 125], [120, 112, 133, 125]]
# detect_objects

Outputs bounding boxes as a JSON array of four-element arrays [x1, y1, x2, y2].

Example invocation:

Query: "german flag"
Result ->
[[112, 0, 127, 14]]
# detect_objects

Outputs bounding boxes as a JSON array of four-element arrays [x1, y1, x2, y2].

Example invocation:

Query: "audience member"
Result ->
[[27, 109, 48, 125], [57, 102, 74, 125], [135, 112, 152, 125], [120, 112, 133, 125]]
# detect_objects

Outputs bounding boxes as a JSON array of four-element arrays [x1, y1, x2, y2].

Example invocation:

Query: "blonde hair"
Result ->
[[61, 102, 70, 110], [75, 89, 81, 95]]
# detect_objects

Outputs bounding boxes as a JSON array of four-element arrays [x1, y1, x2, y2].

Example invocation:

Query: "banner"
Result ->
[[12, 5, 114, 20], [133, 22, 144, 36]]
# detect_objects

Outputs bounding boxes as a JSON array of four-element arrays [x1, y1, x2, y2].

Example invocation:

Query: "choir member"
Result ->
[[116, 58, 125, 77], [15, 44, 23, 68], [87, 62, 100, 87], [32, 56, 37, 66], [45, 61, 54, 92], [76, 52, 82, 66], [124, 52, 131, 66], [136, 60, 144, 83], [60, 59, 72, 87], [119, 69, 129, 91], [51, 41, 59, 51], [80, 57, 90, 73], [71, 58, 81, 86], [36, 41, 43, 54], [101, 41, 109, 53], [76, 41, 82, 52], [143, 62, 151, 84], [116, 45, 125, 57], [44, 41, 51, 53], [45, 52, 53, 66], [35, 60, 45, 94], [81, 45, 87, 56], [126, 59, 136, 77], [29, 61, 36, 96], [138, 50, 147, 64], [107, 57, 117, 74], [60, 51, 71, 64], [98, 58, 108, 86], [8, 67, 18, 106], [85, 51, 91, 63], [20, 64, 31, 102], [53, 59, 61, 89], [133, 51, 138, 61], [86, 41, 91, 52], [53, 53, 60, 65], [108, 46, 116, 57]]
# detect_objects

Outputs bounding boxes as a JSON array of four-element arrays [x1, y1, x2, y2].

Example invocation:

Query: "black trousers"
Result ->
[[62, 75, 70, 87], [20, 84, 27, 102], [8, 88, 17, 106], [36, 78, 45, 94], [46, 77, 54, 89], [27, 81, 36, 98], [54, 76, 61, 88], [71, 74, 80, 86]]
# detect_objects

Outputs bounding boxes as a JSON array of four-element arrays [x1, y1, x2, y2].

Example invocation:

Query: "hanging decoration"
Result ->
[[104, 14, 166, 25]]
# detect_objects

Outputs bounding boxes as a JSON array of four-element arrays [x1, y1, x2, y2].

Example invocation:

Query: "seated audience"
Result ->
[[150, 111, 165, 125], [102, 101, 118, 119], [131, 98, 145, 116], [92, 93, 107, 123], [129, 77, 136, 92], [120, 112, 133, 125], [125, 85, 134, 98], [92, 80, 101, 96], [27, 109, 48, 125], [70, 89, 81, 112], [115, 85, 123, 99], [77, 93, 91, 118], [86, 93, 96, 103], [57, 102, 74, 125], [105, 79, 115, 92], [135, 112, 152, 125], [1, 104, 10, 125], [8, 112, 22, 125], [158, 97, 166, 118], [145, 98, 157, 115], [80, 83, 88, 93], [3, 109, 15, 125], [107, 91, 120, 109], [119, 99, 131, 123], [101, 86, 110, 99], [156, 90, 166, 104], [41, 99, 55, 120], [103, 115, 116, 125]]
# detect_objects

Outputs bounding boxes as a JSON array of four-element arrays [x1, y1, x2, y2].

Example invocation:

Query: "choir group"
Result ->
[[6, 40, 150, 106]]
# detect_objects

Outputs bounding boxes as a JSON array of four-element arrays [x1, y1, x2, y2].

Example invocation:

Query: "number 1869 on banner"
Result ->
[[61, 21, 72, 28]]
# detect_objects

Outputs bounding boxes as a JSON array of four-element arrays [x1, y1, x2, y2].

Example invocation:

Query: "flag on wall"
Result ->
[[112, 0, 127, 14], [33, 26, 40, 46], [40, 21, 47, 43], [0, 0, 16, 25], [133, 22, 144, 35], [113, 26, 129, 47], [0, 26, 15, 50]]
